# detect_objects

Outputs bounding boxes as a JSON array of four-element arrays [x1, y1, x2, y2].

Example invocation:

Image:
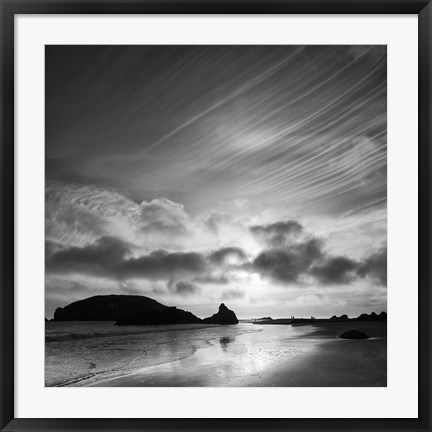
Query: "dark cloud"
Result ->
[[253, 238, 323, 283], [173, 281, 201, 296], [310, 256, 358, 285], [250, 220, 303, 247], [251, 231, 387, 288], [250, 221, 387, 288], [357, 245, 387, 285], [47, 237, 246, 286], [45, 240, 64, 258], [46, 237, 129, 276], [121, 251, 207, 279], [193, 275, 230, 285], [46, 236, 207, 280], [46, 231, 387, 291], [208, 247, 248, 265]]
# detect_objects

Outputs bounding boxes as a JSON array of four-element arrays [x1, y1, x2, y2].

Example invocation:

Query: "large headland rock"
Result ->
[[203, 303, 239, 325], [53, 295, 168, 321], [54, 294, 201, 325], [115, 306, 202, 326]]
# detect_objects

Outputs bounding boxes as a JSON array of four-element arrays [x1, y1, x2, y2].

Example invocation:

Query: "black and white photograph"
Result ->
[[45, 45, 387, 388]]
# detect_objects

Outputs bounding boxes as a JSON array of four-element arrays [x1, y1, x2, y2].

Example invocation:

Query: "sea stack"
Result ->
[[203, 303, 239, 325], [339, 330, 370, 339]]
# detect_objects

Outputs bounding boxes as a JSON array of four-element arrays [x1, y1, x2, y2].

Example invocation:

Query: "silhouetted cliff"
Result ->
[[53, 295, 168, 321]]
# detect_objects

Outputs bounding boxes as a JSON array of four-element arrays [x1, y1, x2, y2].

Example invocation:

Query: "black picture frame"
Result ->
[[1, 1, 431, 431]]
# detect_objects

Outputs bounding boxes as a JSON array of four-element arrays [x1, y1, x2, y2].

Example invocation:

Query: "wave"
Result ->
[[46, 332, 114, 342], [45, 322, 241, 343]]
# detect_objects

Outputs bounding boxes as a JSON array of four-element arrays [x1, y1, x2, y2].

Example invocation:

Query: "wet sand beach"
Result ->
[[91, 322, 386, 387], [46, 321, 386, 387], [236, 322, 387, 387]]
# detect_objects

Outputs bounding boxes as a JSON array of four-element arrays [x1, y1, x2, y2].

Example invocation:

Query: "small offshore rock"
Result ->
[[339, 330, 370, 339]]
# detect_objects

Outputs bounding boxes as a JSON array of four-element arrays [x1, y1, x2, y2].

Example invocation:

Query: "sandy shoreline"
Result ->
[[85, 322, 386, 387], [233, 338, 386, 387], [232, 321, 387, 387]]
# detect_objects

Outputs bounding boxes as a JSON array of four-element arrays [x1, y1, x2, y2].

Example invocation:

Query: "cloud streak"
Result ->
[[46, 46, 386, 216]]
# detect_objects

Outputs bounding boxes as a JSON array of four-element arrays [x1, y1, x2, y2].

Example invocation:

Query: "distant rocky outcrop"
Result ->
[[115, 306, 202, 326], [203, 303, 239, 325], [252, 317, 273, 323], [53, 295, 169, 321], [329, 312, 387, 322], [339, 330, 370, 339], [356, 311, 387, 322], [330, 314, 348, 322], [291, 318, 317, 324]]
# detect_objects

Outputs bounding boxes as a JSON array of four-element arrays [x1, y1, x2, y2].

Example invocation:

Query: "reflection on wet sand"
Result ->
[[219, 336, 235, 351]]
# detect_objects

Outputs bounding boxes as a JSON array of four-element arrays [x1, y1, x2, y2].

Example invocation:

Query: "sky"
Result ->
[[45, 45, 387, 319]]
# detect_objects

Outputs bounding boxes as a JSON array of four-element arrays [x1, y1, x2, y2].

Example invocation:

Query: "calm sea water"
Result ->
[[45, 322, 320, 387]]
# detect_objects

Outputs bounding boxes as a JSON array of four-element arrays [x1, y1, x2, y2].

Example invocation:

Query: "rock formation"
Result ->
[[339, 329, 370, 339], [330, 314, 349, 321], [54, 295, 177, 321], [115, 306, 202, 326], [356, 311, 387, 322], [329, 312, 387, 322], [203, 303, 239, 325]]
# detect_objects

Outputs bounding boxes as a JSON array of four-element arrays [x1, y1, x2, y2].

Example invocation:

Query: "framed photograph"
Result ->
[[1, 1, 431, 431]]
